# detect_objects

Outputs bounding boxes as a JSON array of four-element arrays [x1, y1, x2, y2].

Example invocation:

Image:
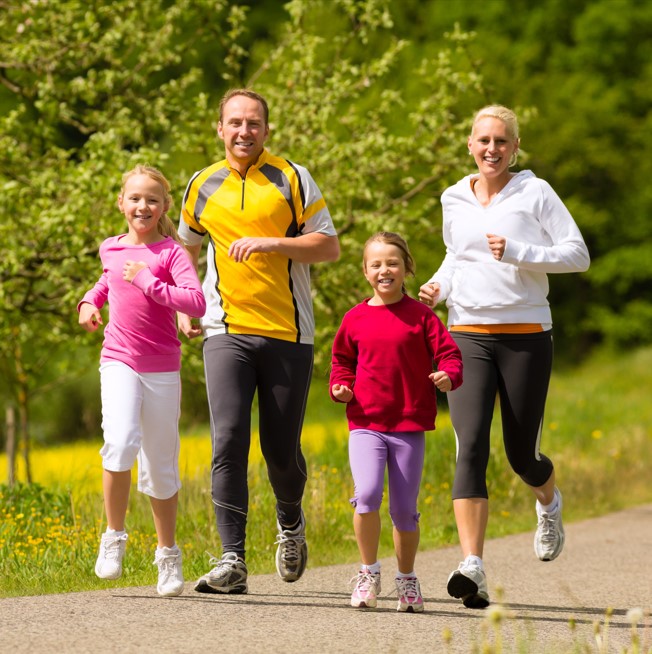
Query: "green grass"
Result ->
[[1, 346, 652, 599]]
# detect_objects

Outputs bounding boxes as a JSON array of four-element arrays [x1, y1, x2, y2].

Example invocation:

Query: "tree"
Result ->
[[0, 0, 243, 480], [0, 0, 484, 471]]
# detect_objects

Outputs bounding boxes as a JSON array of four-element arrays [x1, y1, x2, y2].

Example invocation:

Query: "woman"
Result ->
[[419, 105, 590, 608]]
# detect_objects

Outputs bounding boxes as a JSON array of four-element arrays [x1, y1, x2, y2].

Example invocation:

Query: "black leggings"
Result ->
[[448, 330, 554, 500], [203, 334, 313, 557]]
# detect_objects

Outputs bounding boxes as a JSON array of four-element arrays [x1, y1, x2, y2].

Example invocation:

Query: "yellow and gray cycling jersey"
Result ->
[[178, 149, 336, 344]]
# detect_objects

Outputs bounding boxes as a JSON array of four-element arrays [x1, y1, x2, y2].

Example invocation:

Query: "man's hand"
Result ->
[[228, 237, 276, 262]]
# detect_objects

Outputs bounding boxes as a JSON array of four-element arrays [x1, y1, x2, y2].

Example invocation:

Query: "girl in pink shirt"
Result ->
[[330, 232, 462, 613], [78, 165, 205, 597]]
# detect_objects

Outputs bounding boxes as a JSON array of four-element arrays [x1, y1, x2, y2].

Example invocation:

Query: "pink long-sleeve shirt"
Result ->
[[330, 295, 463, 432], [80, 235, 206, 373]]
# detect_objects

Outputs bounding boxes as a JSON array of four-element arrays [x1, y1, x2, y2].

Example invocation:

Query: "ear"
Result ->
[[117, 194, 125, 213], [217, 121, 224, 141]]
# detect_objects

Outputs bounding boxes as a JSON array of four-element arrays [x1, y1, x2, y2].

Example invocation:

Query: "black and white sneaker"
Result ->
[[275, 512, 308, 582], [194, 552, 248, 594]]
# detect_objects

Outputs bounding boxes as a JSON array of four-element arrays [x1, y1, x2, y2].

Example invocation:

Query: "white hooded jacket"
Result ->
[[428, 170, 590, 327]]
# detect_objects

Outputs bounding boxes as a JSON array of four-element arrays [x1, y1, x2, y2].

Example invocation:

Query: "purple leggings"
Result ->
[[348, 428, 425, 532]]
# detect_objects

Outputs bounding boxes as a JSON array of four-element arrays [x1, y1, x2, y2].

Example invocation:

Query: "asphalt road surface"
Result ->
[[2, 504, 651, 653]]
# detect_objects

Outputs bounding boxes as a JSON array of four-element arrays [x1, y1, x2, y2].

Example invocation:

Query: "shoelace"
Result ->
[[155, 552, 180, 572], [102, 534, 127, 560], [395, 577, 421, 602], [350, 571, 380, 595], [275, 531, 305, 562], [206, 553, 242, 575], [538, 511, 560, 542]]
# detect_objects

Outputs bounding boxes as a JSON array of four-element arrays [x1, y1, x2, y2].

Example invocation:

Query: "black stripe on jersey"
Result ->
[[260, 162, 302, 341], [259, 163, 299, 238], [206, 231, 229, 332], [195, 168, 230, 224], [285, 160, 306, 214]]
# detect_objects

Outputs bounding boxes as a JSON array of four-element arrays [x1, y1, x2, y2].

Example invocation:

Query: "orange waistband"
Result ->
[[450, 324, 544, 334]]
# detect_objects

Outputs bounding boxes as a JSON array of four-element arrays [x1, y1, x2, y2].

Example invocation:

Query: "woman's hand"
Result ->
[[418, 282, 441, 306], [487, 233, 506, 261]]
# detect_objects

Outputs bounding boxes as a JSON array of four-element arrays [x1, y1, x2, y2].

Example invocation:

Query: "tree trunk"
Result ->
[[6, 405, 16, 487], [17, 384, 32, 484]]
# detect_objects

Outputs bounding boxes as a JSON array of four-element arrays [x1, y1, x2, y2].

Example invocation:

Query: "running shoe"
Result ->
[[395, 576, 424, 613], [95, 532, 128, 580], [154, 545, 184, 597], [534, 487, 565, 561], [447, 561, 490, 609], [275, 512, 308, 582], [350, 570, 381, 608], [194, 552, 248, 594]]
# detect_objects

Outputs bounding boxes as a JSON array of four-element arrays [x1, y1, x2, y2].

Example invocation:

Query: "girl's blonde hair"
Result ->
[[363, 231, 415, 294], [120, 165, 181, 243], [471, 105, 520, 167]]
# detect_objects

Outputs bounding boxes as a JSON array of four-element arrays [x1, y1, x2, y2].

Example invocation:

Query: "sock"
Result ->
[[396, 570, 415, 579], [280, 516, 302, 531], [157, 544, 179, 553], [106, 528, 126, 537], [539, 494, 559, 513], [361, 562, 381, 575], [464, 554, 483, 570]]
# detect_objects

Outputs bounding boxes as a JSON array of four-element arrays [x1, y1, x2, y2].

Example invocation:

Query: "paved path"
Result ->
[[2, 504, 651, 653]]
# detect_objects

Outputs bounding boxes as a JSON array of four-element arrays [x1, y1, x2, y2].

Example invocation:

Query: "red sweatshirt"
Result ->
[[330, 295, 463, 432]]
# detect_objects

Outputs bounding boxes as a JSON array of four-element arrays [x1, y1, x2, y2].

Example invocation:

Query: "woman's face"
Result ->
[[468, 116, 519, 180]]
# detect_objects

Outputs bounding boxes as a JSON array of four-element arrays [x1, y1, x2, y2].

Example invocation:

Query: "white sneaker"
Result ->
[[395, 576, 424, 613], [350, 569, 381, 608], [95, 532, 128, 580], [154, 546, 184, 597], [447, 561, 490, 609], [534, 487, 565, 561]]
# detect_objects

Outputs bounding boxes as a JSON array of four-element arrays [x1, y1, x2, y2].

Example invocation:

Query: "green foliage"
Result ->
[[2, 0, 650, 447], [0, 482, 73, 523], [0, 0, 484, 446]]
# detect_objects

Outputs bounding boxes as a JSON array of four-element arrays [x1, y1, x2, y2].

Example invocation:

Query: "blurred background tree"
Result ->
[[1, 0, 649, 467]]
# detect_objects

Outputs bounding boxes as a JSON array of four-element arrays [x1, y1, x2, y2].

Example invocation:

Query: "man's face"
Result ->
[[217, 95, 269, 172]]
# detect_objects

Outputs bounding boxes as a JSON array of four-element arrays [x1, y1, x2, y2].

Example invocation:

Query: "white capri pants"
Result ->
[[100, 361, 181, 500]]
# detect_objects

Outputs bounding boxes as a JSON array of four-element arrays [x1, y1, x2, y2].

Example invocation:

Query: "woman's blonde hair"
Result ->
[[120, 164, 181, 243], [363, 231, 415, 294], [471, 105, 520, 167]]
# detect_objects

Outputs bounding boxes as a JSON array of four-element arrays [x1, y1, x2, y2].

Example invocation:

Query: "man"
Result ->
[[178, 88, 339, 593]]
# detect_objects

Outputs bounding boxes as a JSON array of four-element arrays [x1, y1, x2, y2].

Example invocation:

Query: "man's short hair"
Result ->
[[219, 88, 269, 125]]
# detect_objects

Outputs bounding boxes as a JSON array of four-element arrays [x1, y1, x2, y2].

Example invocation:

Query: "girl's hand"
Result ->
[[486, 233, 506, 261], [78, 302, 103, 332], [123, 260, 147, 282], [418, 282, 441, 306], [429, 371, 452, 392], [178, 312, 203, 339], [331, 383, 353, 403]]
